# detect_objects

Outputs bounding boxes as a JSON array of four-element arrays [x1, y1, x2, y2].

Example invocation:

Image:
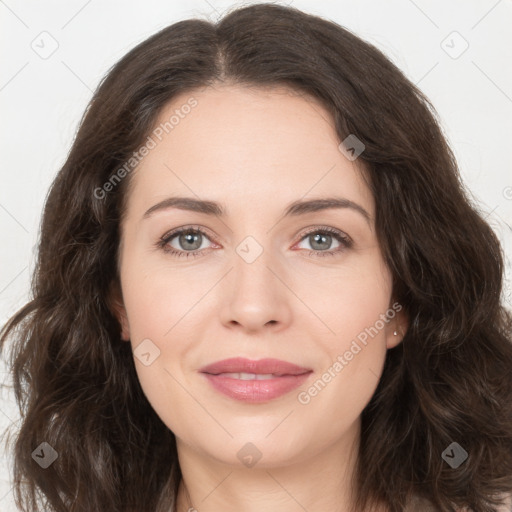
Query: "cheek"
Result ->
[[120, 255, 199, 339], [300, 255, 392, 406], [122, 270, 192, 433], [119, 256, 206, 422], [304, 252, 393, 342]]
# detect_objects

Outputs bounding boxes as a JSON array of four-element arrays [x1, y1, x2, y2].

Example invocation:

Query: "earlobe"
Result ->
[[386, 327, 404, 349], [116, 305, 131, 342], [108, 281, 131, 342], [385, 306, 408, 349]]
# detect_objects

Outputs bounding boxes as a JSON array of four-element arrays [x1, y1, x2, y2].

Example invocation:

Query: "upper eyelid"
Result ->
[[161, 225, 218, 243]]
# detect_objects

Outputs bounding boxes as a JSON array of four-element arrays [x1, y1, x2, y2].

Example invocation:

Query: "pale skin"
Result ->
[[112, 83, 407, 512]]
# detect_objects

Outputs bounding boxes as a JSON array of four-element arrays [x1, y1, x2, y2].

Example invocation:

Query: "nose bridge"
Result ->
[[232, 232, 279, 295], [219, 229, 292, 330]]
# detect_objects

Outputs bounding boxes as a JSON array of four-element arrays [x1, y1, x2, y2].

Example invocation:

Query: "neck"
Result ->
[[174, 418, 386, 512]]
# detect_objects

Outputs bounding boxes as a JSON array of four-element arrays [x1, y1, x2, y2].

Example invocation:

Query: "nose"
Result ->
[[218, 244, 292, 333]]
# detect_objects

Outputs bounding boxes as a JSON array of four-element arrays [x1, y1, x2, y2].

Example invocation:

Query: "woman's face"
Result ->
[[114, 84, 405, 469]]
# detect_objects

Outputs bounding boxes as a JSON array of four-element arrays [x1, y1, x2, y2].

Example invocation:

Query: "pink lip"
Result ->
[[199, 357, 311, 376], [199, 357, 313, 403]]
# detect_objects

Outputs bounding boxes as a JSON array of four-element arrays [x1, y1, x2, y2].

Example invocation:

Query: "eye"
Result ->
[[157, 226, 216, 259], [294, 226, 352, 258]]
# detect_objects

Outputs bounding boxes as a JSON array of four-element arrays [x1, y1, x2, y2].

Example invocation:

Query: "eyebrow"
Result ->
[[143, 196, 371, 224]]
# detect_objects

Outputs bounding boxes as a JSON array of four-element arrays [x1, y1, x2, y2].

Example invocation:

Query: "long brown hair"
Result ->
[[1, 3, 511, 511]]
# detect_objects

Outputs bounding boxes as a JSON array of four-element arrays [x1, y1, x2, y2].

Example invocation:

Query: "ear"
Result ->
[[107, 280, 131, 342], [385, 300, 408, 350]]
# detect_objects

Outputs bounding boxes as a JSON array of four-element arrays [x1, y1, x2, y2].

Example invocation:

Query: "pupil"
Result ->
[[181, 231, 201, 250], [312, 233, 330, 250]]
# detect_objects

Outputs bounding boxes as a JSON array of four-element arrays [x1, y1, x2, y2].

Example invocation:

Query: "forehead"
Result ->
[[124, 84, 373, 220]]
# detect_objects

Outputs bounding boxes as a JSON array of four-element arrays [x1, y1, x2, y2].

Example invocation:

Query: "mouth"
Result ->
[[208, 372, 300, 380], [199, 358, 313, 403]]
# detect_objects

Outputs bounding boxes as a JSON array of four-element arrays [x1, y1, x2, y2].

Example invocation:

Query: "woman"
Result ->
[[1, 3, 511, 511]]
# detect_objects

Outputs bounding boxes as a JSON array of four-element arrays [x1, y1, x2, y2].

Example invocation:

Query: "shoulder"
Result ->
[[405, 495, 438, 511], [407, 493, 512, 512], [497, 493, 512, 512]]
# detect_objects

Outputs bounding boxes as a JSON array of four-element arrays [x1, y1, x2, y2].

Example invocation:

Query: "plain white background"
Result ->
[[1, 0, 511, 510]]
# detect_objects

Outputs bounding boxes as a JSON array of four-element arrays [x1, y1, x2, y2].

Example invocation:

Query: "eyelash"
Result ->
[[156, 225, 353, 259]]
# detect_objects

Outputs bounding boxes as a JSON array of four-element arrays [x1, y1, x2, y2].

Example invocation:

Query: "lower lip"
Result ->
[[201, 372, 312, 403]]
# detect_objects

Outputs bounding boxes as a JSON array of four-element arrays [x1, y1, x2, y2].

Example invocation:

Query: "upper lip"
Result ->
[[199, 357, 312, 376]]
